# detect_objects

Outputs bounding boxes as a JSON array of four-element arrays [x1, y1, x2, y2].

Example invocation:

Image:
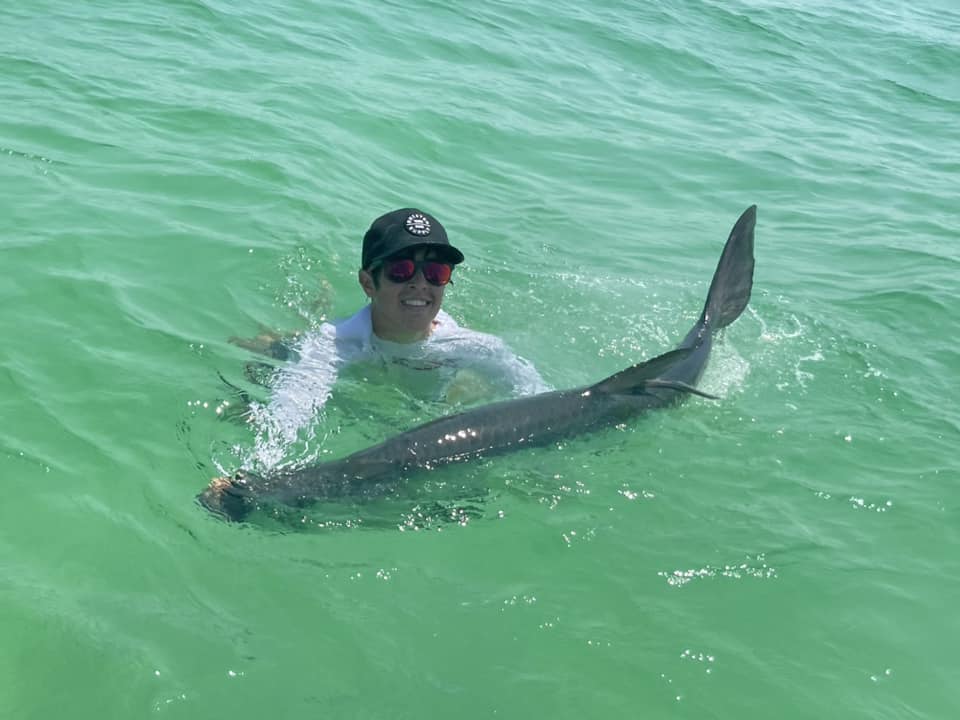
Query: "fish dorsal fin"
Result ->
[[590, 348, 718, 400]]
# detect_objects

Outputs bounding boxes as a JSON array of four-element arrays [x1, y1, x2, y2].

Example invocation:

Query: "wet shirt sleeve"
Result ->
[[247, 324, 341, 450]]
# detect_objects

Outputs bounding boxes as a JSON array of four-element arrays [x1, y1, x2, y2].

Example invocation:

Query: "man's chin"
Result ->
[[395, 315, 438, 341], [373, 304, 440, 342]]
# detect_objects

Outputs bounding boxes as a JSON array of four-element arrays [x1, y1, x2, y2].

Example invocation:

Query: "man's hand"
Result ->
[[444, 369, 496, 406], [229, 325, 298, 360]]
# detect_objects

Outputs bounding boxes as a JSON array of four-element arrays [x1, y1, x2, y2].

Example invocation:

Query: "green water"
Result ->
[[2, 0, 958, 717]]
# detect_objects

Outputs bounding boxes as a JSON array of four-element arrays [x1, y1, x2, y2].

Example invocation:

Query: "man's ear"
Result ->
[[358, 269, 377, 299]]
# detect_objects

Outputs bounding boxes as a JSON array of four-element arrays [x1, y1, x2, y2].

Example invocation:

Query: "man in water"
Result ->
[[234, 208, 547, 459]]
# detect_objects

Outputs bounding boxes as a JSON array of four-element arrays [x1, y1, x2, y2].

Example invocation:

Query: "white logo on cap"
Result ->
[[405, 212, 431, 236]]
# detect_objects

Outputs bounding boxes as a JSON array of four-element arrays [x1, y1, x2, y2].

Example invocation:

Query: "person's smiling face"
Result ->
[[359, 246, 453, 343]]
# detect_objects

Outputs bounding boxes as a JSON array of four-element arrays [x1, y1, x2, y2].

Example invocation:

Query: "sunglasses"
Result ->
[[379, 258, 454, 286]]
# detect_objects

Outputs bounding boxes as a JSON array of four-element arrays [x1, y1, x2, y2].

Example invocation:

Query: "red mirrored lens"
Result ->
[[383, 259, 452, 286], [385, 259, 417, 283], [423, 261, 452, 286]]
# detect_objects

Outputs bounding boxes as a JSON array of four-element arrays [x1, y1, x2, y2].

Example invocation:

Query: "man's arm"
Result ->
[[245, 325, 342, 455], [229, 279, 335, 361]]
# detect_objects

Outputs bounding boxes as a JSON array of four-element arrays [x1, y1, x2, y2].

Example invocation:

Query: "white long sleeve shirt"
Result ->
[[246, 305, 548, 468]]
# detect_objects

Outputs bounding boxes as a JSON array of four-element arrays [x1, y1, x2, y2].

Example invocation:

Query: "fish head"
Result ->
[[197, 472, 257, 522]]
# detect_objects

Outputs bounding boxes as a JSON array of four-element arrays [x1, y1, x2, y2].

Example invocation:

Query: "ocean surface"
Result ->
[[2, 0, 958, 717]]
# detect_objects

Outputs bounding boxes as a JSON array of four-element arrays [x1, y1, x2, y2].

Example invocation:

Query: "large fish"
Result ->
[[199, 205, 757, 522]]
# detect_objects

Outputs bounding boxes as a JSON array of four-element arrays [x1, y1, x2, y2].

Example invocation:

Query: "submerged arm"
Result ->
[[246, 325, 342, 449]]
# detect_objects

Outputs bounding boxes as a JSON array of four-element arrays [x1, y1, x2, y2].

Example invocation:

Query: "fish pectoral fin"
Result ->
[[642, 379, 720, 400], [592, 348, 694, 395], [591, 348, 718, 399]]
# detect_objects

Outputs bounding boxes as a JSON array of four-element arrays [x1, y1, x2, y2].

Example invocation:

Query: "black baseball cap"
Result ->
[[361, 208, 464, 270]]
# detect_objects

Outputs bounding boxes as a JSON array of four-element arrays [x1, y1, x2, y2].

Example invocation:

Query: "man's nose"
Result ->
[[406, 268, 429, 287]]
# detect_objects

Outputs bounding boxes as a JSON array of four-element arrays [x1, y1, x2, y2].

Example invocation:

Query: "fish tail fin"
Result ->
[[700, 205, 756, 331]]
